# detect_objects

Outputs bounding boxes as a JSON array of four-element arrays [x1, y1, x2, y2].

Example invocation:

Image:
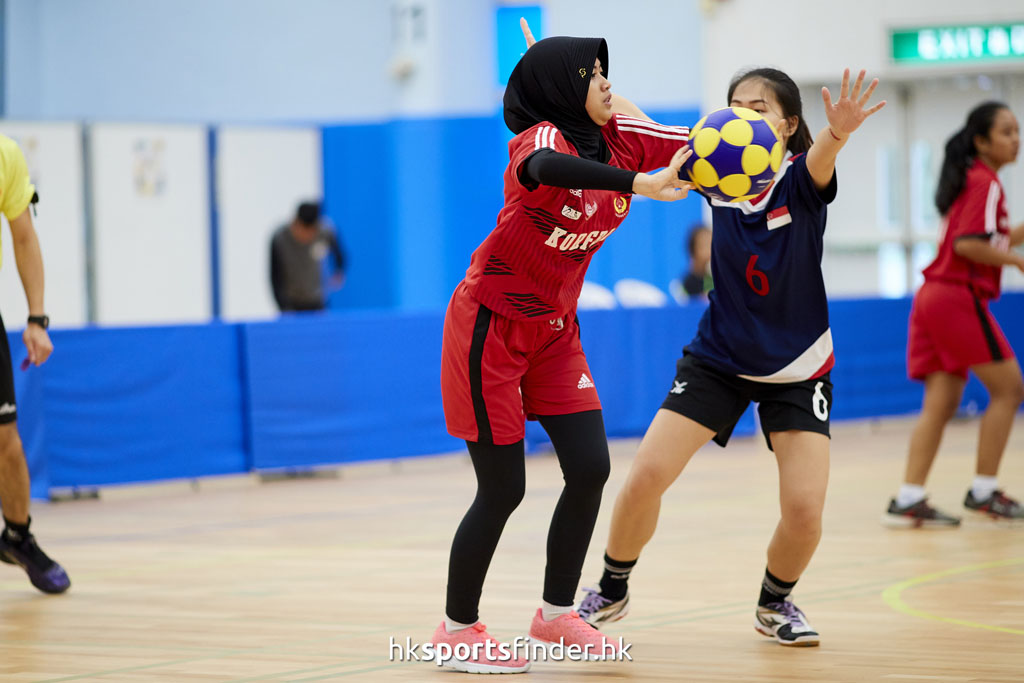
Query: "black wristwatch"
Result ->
[[27, 315, 49, 329]]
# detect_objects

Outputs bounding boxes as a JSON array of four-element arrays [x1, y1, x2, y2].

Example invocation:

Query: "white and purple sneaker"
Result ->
[[755, 598, 819, 646]]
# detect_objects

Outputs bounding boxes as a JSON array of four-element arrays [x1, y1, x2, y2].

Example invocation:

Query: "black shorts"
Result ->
[[660, 353, 831, 451], [0, 312, 15, 424]]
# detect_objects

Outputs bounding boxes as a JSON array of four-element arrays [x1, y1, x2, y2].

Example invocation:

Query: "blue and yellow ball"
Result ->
[[680, 107, 783, 203]]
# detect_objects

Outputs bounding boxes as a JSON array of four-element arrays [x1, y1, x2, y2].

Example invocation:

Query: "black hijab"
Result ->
[[503, 36, 609, 162]]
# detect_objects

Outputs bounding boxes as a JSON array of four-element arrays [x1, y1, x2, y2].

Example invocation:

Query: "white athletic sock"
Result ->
[[896, 483, 927, 508], [444, 617, 477, 633], [541, 601, 573, 622], [971, 475, 998, 502]]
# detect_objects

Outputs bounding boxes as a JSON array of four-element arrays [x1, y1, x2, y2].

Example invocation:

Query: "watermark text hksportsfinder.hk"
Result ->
[[389, 636, 633, 665]]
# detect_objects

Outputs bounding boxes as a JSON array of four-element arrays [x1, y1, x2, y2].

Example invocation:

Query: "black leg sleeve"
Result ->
[[537, 410, 611, 606], [444, 440, 526, 624]]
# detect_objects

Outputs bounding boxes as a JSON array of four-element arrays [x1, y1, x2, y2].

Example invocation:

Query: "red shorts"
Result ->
[[440, 282, 602, 445], [907, 280, 1015, 380]]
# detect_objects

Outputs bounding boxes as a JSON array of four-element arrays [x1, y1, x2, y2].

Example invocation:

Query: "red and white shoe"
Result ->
[[527, 609, 616, 661], [429, 621, 530, 674]]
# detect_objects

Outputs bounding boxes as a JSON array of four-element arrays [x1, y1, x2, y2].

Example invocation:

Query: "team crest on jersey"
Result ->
[[613, 196, 629, 217], [585, 201, 598, 218]]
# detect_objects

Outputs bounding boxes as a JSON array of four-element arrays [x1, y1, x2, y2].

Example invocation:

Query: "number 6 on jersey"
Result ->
[[745, 255, 770, 296]]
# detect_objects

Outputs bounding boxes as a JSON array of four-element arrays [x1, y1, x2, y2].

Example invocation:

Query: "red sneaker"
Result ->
[[527, 609, 617, 661], [429, 621, 530, 673]]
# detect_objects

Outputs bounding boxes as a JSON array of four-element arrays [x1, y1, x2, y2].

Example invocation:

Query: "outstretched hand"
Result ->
[[633, 147, 694, 202], [521, 17, 537, 49], [821, 69, 886, 138]]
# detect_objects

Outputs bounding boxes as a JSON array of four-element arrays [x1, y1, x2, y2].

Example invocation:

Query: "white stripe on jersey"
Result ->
[[984, 180, 1000, 234], [615, 115, 689, 137], [737, 329, 833, 384], [614, 116, 689, 142], [535, 126, 556, 151], [617, 125, 690, 140], [710, 153, 794, 215]]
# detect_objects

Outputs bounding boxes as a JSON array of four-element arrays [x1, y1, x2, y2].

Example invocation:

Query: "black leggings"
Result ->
[[445, 410, 610, 624]]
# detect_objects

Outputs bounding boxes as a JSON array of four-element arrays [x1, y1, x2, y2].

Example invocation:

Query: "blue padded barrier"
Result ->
[[829, 297, 921, 420], [32, 324, 247, 489], [9, 292, 1024, 497], [243, 312, 463, 470]]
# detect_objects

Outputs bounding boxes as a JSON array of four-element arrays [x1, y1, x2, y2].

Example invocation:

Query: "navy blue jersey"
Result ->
[[685, 153, 837, 383]]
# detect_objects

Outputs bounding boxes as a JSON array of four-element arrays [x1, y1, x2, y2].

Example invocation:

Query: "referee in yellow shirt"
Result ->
[[0, 134, 69, 593]]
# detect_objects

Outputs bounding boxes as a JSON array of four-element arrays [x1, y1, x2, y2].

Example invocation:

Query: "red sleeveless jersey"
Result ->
[[922, 159, 1010, 299], [463, 115, 688, 319]]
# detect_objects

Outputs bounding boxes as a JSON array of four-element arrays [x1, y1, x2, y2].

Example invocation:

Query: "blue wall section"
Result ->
[[323, 123, 397, 310], [11, 293, 1024, 498], [322, 109, 702, 313]]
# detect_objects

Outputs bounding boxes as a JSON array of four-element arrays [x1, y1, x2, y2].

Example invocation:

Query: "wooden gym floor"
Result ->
[[1, 414, 1022, 681]]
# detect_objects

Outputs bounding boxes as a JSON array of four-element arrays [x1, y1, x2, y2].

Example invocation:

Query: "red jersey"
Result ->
[[463, 115, 689, 319], [922, 159, 1011, 299]]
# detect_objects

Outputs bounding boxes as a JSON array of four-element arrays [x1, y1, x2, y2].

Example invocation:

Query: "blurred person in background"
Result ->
[[0, 133, 70, 594], [269, 201, 345, 312], [885, 102, 1024, 527], [681, 223, 713, 299]]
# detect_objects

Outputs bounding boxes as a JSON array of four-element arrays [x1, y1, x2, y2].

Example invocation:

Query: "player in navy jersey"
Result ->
[[431, 32, 694, 673], [576, 67, 885, 647], [885, 103, 1024, 528]]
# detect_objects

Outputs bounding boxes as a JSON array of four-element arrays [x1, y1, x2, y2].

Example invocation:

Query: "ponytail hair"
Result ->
[[728, 67, 813, 155], [935, 101, 1008, 215]]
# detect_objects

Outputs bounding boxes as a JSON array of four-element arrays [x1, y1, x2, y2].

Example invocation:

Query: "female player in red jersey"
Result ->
[[576, 66, 885, 648], [884, 102, 1024, 527], [429, 33, 693, 673]]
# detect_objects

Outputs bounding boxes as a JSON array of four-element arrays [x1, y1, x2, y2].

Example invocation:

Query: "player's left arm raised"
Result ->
[[806, 69, 886, 190]]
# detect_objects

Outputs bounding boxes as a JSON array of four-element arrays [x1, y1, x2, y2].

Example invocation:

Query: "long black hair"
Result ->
[[728, 68, 813, 155], [935, 101, 1008, 215]]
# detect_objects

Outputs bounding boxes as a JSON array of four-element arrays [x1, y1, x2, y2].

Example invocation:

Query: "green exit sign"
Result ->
[[892, 23, 1024, 64]]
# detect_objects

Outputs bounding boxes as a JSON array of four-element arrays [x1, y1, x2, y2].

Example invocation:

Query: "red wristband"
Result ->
[[828, 128, 843, 141]]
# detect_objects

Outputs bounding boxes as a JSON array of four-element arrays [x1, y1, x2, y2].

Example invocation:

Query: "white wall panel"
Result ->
[[216, 127, 322, 321], [90, 124, 210, 326], [0, 122, 87, 328]]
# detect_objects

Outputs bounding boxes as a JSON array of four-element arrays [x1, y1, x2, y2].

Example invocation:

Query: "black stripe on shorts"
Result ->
[[468, 304, 494, 444], [971, 290, 1004, 362]]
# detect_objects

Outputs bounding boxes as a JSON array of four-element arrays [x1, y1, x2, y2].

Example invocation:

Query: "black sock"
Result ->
[[758, 567, 797, 607], [598, 553, 637, 601], [3, 517, 31, 544]]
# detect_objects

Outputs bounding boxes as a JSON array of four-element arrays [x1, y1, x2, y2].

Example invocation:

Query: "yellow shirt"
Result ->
[[0, 134, 36, 269]]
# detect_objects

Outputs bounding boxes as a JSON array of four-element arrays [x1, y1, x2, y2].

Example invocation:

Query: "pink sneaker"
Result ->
[[528, 609, 617, 662], [429, 621, 530, 673]]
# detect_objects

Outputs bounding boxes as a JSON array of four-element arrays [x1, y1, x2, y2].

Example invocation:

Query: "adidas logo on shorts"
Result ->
[[577, 373, 595, 390]]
